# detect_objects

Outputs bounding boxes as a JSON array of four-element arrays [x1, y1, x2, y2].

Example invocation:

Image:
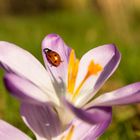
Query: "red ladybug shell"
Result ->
[[44, 48, 62, 67]]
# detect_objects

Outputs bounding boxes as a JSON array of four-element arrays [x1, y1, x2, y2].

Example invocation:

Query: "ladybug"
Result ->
[[43, 48, 62, 67]]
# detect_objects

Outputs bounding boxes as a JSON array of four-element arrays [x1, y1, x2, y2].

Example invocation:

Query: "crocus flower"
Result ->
[[0, 34, 140, 140]]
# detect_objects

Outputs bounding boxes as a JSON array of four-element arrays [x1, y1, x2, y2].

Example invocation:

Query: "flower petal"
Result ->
[[42, 34, 72, 84], [0, 120, 31, 140], [63, 98, 112, 125], [72, 114, 111, 140], [21, 103, 62, 140], [0, 41, 57, 100], [74, 44, 121, 107], [4, 73, 57, 105], [72, 116, 111, 140], [87, 82, 140, 107], [56, 107, 112, 140]]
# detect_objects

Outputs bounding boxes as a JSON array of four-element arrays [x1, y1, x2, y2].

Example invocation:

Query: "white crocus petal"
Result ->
[[74, 45, 115, 91], [21, 103, 62, 140], [4, 73, 56, 104], [86, 82, 140, 107], [42, 34, 72, 84], [73, 44, 120, 107], [0, 41, 59, 104], [0, 120, 31, 140]]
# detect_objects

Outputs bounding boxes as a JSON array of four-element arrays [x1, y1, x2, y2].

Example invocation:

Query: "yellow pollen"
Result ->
[[67, 50, 103, 102], [61, 125, 75, 140]]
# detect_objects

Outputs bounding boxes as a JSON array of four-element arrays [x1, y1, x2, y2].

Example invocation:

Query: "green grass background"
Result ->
[[0, 11, 140, 139]]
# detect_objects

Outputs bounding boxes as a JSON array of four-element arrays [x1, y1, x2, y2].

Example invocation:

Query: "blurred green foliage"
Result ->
[[0, 4, 140, 140]]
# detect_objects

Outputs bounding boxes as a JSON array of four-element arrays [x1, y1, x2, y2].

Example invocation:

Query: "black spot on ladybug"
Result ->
[[44, 48, 62, 67]]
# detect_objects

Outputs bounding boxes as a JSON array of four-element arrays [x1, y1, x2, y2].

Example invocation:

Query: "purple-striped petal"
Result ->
[[72, 115, 112, 140], [0, 120, 31, 140], [64, 98, 112, 125], [21, 103, 62, 140], [87, 82, 140, 107], [74, 44, 121, 107], [4, 73, 58, 105], [0, 41, 56, 98], [59, 107, 112, 140], [42, 34, 72, 84], [73, 114, 111, 140]]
